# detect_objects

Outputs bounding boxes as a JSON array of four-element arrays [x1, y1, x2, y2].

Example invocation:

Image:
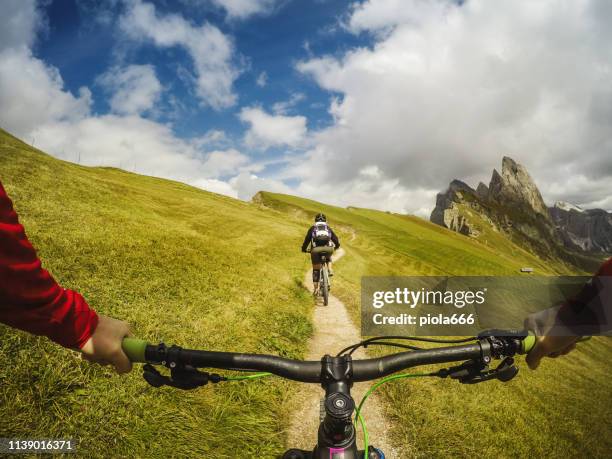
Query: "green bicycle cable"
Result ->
[[226, 372, 272, 381], [225, 371, 432, 455], [356, 408, 369, 455], [355, 372, 432, 455]]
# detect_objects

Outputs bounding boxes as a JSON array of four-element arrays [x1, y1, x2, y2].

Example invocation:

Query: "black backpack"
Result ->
[[311, 222, 331, 244]]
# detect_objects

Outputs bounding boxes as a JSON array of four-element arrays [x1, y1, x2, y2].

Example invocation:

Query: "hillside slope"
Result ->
[[0, 129, 314, 458], [257, 191, 612, 458]]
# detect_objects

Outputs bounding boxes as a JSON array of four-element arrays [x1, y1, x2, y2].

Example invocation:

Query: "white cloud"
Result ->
[[191, 178, 239, 197], [255, 71, 267, 87], [119, 0, 240, 109], [33, 115, 204, 175], [211, 0, 280, 19], [201, 149, 250, 178], [97, 64, 162, 115], [0, 47, 92, 137], [295, 0, 612, 214], [240, 106, 307, 149], [31, 116, 263, 199], [272, 92, 305, 115], [229, 172, 293, 200], [0, 0, 44, 53], [347, 0, 453, 35], [191, 129, 228, 148]]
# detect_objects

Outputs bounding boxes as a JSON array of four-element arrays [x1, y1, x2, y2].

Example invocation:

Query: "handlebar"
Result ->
[[122, 331, 537, 383]]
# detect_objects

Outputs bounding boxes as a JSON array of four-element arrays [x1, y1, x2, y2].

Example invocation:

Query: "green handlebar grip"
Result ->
[[122, 338, 149, 363], [520, 333, 536, 355]]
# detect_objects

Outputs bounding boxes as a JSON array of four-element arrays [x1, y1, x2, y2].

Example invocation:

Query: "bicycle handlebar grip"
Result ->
[[519, 332, 536, 355], [122, 338, 149, 363]]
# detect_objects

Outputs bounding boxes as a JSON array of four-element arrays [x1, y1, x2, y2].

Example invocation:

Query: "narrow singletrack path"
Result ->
[[286, 248, 398, 456]]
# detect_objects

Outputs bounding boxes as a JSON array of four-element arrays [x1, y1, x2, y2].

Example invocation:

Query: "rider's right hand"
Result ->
[[525, 334, 579, 370], [80, 314, 132, 374]]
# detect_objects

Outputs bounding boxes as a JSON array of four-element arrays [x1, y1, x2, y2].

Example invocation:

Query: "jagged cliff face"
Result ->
[[550, 203, 612, 253], [429, 157, 610, 268], [431, 157, 559, 245], [488, 157, 550, 218], [430, 180, 479, 236]]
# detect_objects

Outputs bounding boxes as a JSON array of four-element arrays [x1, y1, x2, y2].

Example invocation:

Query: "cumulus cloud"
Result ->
[[0, 48, 92, 138], [97, 64, 162, 115], [119, 0, 240, 109], [240, 106, 307, 149], [211, 0, 281, 19], [30, 115, 260, 198], [295, 0, 612, 213], [0, 0, 44, 52], [191, 178, 239, 198], [200, 149, 251, 178], [347, 0, 452, 35], [229, 172, 293, 200]]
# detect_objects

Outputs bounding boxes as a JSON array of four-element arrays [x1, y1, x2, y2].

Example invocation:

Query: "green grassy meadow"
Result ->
[[0, 129, 314, 457], [1, 127, 610, 458], [259, 192, 612, 458]]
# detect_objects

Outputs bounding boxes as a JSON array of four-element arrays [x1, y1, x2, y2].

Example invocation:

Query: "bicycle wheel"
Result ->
[[321, 267, 329, 306]]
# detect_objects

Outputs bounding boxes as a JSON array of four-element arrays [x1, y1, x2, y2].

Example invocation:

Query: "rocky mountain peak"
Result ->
[[488, 156, 549, 217], [476, 182, 489, 199], [430, 156, 611, 263], [448, 179, 474, 194]]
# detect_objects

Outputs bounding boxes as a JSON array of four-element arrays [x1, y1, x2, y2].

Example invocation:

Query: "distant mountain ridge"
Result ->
[[550, 202, 612, 253], [430, 157, 609, 270]]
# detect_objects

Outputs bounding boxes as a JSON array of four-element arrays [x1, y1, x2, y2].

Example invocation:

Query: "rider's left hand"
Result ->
[[80, 314, 132, 374]]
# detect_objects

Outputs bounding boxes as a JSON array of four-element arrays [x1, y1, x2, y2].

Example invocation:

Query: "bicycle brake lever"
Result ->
[[460, 357, 518, 384], [143, 364, 224, 390], [143, 364, 166, 387], [435, 357, 518, 384]]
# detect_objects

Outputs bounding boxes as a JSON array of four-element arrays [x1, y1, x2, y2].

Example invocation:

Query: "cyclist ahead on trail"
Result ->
[[301, 213, 340, 290]]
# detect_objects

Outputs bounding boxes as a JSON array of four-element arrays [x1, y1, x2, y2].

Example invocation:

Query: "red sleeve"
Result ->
[[0, 181, 98, 348], [596, 258, 612, 277]]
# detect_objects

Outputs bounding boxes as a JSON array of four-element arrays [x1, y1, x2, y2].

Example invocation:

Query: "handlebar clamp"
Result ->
[[320, 354, 353, 388]]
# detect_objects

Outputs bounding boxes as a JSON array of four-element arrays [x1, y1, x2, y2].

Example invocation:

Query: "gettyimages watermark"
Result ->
[[361, 276, 612, 336]]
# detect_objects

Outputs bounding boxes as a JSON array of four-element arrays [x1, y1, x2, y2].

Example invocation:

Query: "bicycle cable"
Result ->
[[226, 372, 272, 381], [337, 335, 478, 357], [354, 372, 434, 455], [346, 341, 424, 355]]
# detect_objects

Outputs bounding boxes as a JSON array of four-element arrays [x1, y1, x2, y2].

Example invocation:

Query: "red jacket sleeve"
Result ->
[[596, 258, 612, 277], [0, 181, 98, 348]]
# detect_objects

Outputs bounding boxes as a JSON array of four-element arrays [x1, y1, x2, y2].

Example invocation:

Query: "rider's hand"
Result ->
[[80, 314, 132, 374], [525, 335, 579, 370]]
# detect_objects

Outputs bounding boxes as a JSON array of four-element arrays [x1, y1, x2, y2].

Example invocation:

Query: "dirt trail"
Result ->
[[286, 248, 397, 456]]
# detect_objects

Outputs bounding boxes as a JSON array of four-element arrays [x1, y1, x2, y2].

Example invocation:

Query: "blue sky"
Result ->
[[38, 0, 368, 140], [1, 0, 612, 214]]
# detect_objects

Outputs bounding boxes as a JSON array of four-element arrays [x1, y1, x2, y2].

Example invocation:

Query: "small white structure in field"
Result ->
[[520, 267, 534, 273]]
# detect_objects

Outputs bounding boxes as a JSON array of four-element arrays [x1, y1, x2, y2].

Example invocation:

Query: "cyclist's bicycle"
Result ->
[[308, 246, 333, 305], [123, 329, 538, 458]]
